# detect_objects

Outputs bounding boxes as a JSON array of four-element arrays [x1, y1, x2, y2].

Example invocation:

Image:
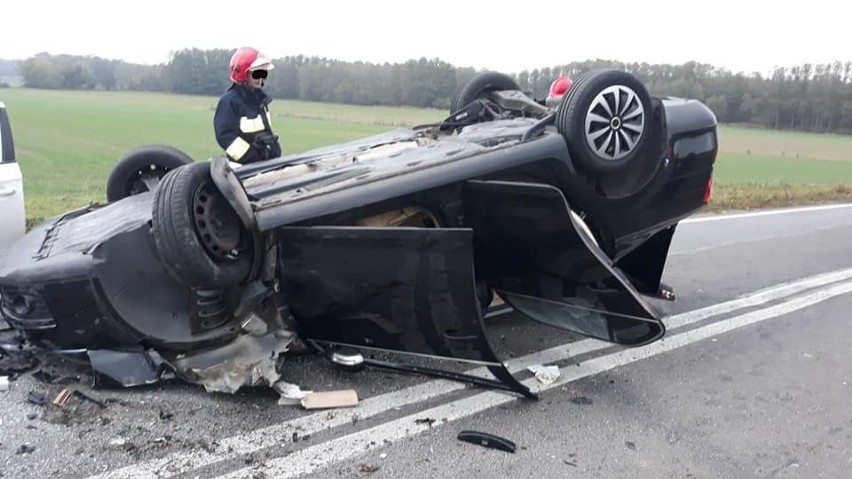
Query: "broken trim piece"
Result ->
[[87, 349, 173, 388], [331, 350, 536, 399], [457, 430, 517, 453]]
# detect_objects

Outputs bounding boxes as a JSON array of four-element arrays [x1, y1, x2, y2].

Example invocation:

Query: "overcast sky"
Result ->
[[2, 0, 847, 76]]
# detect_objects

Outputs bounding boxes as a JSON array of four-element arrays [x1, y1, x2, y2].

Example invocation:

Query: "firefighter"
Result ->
[[214, 47, 282, 164]]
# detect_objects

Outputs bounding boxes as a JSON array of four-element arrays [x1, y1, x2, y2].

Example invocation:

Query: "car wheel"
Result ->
[[555, 69, 653, 175], [450, 71, 521, 114], [151, 161, 252, 288], [106, 145, 194, 202]]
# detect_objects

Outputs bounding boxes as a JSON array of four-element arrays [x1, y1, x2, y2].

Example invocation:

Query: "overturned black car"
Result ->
[[0, 69, 717, 398]]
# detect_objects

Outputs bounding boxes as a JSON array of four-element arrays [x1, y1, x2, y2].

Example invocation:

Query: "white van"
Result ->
[[0, 101, 26, 253]]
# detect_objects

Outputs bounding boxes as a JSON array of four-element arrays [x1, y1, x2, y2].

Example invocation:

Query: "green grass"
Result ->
[[3, 89, 400, 222], [710, 131, 852, 212], [708, 183, 852, 212], [2, 87, 852, 223], [714, 153, 852, 185], [717, 124, 852, 163]]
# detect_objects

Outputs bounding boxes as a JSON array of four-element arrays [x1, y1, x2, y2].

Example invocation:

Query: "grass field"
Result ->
[[711, 125, 852, 210], [2, 88, 852, 224]]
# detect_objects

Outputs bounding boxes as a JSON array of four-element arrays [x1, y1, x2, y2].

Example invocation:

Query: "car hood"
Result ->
[[0, 193, 152, 283]]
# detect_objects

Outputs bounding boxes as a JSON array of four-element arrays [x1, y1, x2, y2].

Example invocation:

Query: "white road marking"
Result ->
[[223, 280, 852, 479], [90, 267, 852, 479], [682, 203, 852, 224], [670, 223, 852, 256]]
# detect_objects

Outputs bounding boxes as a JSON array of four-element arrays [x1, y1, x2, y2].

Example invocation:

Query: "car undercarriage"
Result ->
[[0, 68, 717, 400]]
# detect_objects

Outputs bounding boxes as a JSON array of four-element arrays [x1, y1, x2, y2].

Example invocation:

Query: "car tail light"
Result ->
[[702, 177, 713, 203]]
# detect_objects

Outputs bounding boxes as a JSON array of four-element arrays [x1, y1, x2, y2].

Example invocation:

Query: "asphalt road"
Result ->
[[3, 203, 852, 478]]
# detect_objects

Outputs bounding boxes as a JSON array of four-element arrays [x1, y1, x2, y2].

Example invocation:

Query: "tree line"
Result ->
[[9, 49, 852, 134]]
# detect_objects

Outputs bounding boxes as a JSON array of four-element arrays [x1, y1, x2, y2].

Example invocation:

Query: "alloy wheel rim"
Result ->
[[584, 85, 645, 161]]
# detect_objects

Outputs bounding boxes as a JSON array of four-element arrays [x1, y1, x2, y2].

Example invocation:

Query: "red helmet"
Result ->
[[548, 76, 573, 98], [229, 47, 275, 83]]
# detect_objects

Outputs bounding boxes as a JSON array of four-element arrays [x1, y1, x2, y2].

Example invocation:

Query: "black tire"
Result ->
[[555, 69, 653, 175], [151, 161, 252, 288], [107, 145, 194, 202], [450, 71, 521, 114]]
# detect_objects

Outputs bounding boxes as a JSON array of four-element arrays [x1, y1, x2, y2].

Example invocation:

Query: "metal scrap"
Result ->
[[172, 330, 296, 398]]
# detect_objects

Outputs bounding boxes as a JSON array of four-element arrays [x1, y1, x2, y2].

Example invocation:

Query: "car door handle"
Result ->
[[0, 187, 16, 197]]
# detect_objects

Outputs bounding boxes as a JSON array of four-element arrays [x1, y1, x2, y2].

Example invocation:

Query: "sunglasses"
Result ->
[[251, 70, 268, 79]]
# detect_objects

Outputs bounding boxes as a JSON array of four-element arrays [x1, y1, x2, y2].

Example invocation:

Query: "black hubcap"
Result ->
[[193, 182, 244, 261]]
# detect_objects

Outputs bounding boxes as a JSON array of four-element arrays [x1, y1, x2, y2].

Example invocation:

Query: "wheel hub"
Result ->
[[129, 164, 170, 195], [609, 117, 622, 130], [192, 183, 244, 261], [584, 85, 645, 161]]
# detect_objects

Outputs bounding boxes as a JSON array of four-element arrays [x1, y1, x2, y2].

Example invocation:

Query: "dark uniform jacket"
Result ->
[[214, 83, 282, 164]]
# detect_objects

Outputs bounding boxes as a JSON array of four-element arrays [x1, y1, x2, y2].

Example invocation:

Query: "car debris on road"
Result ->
[[457, 430, 517, 453], [526, 364, 561, 385], [301, 389, 359, 409]]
